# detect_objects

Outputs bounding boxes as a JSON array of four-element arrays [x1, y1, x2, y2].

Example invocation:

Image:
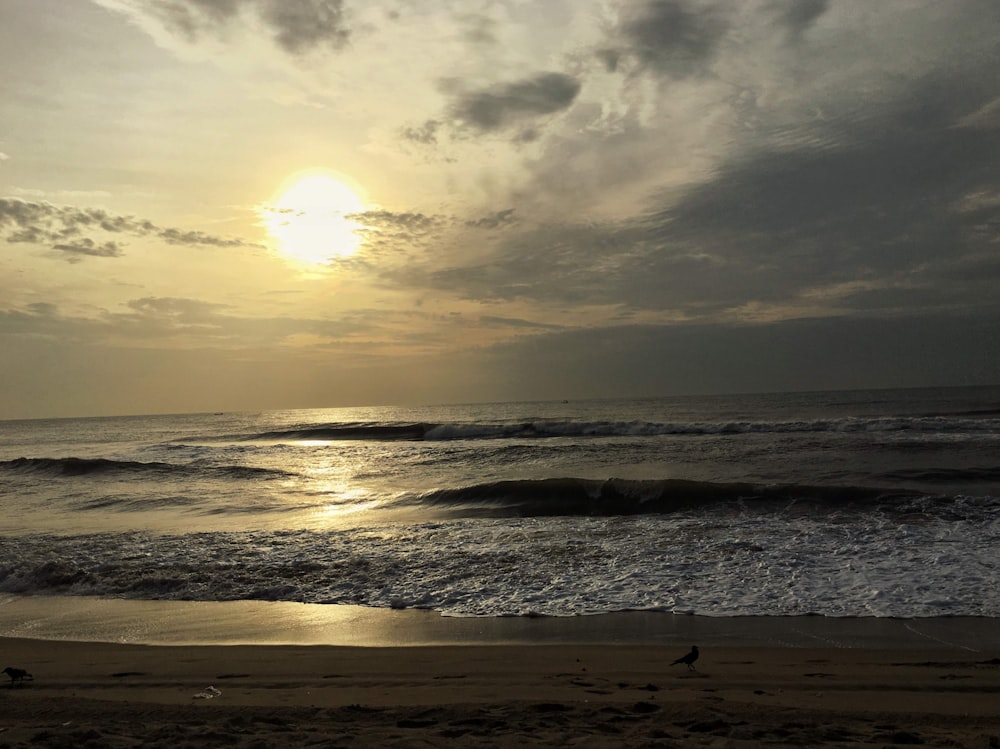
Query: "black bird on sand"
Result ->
[[670, 646, 699, 671], [3, 667, 33, 687]]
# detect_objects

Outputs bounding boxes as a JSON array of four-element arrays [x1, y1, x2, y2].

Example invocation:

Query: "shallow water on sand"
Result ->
[[2, 595, 998, 649]]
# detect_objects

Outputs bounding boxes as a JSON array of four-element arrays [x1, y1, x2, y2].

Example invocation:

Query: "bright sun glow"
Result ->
[[261, 171, 366, 265]]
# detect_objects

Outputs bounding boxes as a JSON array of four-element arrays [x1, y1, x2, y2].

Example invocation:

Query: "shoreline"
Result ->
[[2, 595, 999, 649], [1, 598, 998, 747]]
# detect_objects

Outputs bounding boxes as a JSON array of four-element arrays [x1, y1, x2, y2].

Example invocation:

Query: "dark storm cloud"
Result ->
[[404, 220, 642, 305], [141, 0, 349, 54], [613, 0, 729, 77], [774, 0, 829, 36], [450, 72, 581, 132], [529, 55, 1000, 318], [0, 197, 251, 259], [603, 0, 828, 78], [386, 47, 1000, 326], [632, 76, 1000, 311], [935, 251, 1000, 282], [257, 0, 349, 53]]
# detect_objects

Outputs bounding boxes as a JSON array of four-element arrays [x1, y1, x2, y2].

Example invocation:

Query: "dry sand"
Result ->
[[2, 635, 999, 748]]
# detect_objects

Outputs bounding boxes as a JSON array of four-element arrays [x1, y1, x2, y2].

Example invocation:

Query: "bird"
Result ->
[[670, 645, 699, 671], [3, 667, 33, 687]]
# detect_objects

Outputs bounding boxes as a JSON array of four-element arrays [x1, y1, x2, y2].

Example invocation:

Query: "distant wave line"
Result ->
[[198, 416, 1000, 443]]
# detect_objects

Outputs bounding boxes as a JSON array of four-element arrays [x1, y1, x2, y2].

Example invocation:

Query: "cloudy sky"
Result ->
[[3, 0, 1000, 418]]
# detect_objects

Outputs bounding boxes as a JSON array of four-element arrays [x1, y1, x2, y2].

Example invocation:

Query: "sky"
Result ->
[[2, 0, 1000, 419]]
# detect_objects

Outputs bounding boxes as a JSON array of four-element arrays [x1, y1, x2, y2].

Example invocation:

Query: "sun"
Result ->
[[261, 170, 366, 265]]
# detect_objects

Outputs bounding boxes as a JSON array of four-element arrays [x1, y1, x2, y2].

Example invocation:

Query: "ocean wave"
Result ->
[[211, 415, 1000, 443], [0, 456, 295, 480], [402, 478, 938, 518], [918, 407, 1000, 418], [252, 423, 431, 441]]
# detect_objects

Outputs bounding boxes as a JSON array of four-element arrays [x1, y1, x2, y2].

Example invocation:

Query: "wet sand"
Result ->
[[1, 612, 999, 747]]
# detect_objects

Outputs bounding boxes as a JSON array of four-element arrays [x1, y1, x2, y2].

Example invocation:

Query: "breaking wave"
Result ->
[[403, 477, 948, 518], [0, 457, 295, 480]]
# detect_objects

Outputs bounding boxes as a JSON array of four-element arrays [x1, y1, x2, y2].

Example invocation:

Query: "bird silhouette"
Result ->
[[670, 645, 699, 671], [3, 667, 32, 687]]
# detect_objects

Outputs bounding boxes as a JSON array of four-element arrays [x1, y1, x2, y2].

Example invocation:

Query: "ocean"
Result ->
[[1, 386, 998, 621]]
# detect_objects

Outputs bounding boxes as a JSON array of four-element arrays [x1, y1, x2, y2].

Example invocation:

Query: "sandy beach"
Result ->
[[2, 616, 999, 748]]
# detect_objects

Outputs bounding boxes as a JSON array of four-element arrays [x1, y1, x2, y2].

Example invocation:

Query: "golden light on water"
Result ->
[[261, 170, 366, 265]]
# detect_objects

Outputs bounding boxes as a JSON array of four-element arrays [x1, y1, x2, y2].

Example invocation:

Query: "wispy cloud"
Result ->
[[0, 198, 252, 260], [52, 239, 126, 261], [98, 0, 350, 55]]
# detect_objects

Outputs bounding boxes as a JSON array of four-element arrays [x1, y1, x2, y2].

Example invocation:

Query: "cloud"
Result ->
[[956, 97, 1000, 130], [10, 0, 1000, 417], [379, 50, 1000, 327], [102, 0, 350, 55], [602, 0, 825, 79], [449, 72, 581, 133], [613, 0, 729, 78], [774, 0, 829, 37], [351, 210, 445, 235], [0, 198, 252, 260], [466, 209, 515, 230], [52, 238, 125, 261], [419, 6, 1000, 325], [13, 187, 114, 200], [0, 293, 424, 359], [478, 315, 563, 331], [126, 296, 230, 324], [604, 65, 1000, 317], [400, 119, 441, 145], [258, 0, 349, 54], [655, 98, 998, 248], [396, 220, 639, 306], [157, 227, 246, 247]]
